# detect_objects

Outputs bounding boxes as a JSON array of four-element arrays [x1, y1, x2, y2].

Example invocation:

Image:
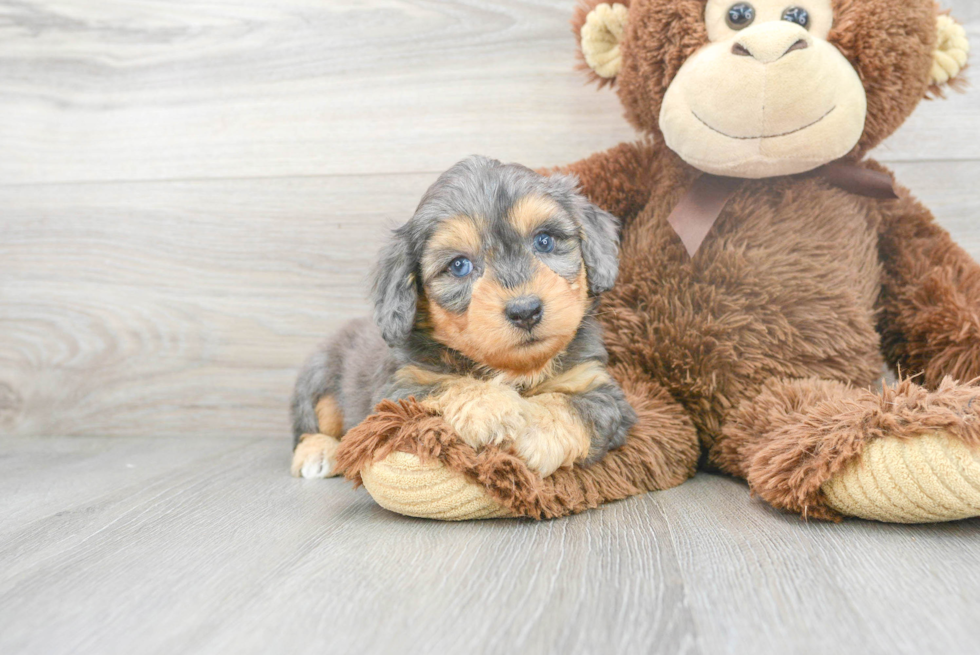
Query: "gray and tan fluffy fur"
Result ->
[[291, 155, 635, 477]]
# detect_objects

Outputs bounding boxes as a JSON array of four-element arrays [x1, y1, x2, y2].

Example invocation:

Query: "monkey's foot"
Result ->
[[360, 452, 513, 520], [823, 431, 980, 523], [335, 392, 698, 521]]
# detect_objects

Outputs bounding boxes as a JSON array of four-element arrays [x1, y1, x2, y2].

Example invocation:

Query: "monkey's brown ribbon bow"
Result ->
[[667, 162, 899, 257]]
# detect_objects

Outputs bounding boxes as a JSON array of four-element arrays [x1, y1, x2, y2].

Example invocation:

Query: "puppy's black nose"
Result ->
[[505, 296, 543, 331]]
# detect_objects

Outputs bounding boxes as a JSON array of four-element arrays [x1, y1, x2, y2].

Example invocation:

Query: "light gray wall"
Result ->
[[2, 0, 979, 438]]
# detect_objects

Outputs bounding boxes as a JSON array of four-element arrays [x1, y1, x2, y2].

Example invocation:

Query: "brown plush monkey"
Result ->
[[336, 0, 979, 523]]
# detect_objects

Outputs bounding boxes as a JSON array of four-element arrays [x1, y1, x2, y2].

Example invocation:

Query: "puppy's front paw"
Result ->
[[512, 429, 568, 478], [291, 433, 341, 479], [514, 393, 592, 477], [576, 390, 636, 465], [421, 378, 529, 451]]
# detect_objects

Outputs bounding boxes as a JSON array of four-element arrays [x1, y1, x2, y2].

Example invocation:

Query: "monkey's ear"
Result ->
[[371, 227, 418, 346], [929, 14, 970, 94], [574, 2, 631, 85]]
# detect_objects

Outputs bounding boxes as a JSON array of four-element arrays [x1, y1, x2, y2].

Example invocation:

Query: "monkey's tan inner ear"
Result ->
[[931, 14, 970, 86], [581, 3, 629, 79]]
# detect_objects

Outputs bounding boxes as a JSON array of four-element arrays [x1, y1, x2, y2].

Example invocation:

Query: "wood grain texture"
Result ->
[[1, 436, 977, 655], [1, 0, 978, 438], [0, 174, 432, 437], [0, 0, 977, 187], [2, 161, 979, 438]]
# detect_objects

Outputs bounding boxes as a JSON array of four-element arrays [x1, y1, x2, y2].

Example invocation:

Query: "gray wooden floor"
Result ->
[[2, 1, 980, 653], [1, 436, 978, 655]]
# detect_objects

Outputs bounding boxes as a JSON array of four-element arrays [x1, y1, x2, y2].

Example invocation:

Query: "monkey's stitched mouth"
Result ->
[[692, 106, 836, 140]]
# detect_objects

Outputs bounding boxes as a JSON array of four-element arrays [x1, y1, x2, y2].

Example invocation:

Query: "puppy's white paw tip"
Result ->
[[300, 459, 336, 479], [291, 434, 342, 479]]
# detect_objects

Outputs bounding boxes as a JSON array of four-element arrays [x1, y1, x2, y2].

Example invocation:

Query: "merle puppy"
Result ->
[[291, 155, 636, 479]]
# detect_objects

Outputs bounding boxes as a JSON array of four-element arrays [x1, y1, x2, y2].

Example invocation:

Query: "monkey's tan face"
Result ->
[[659, 0, 867, 178], [418, 197, 590, 376]]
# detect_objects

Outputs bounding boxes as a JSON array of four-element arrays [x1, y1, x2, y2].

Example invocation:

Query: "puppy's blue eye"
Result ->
[[533, 233, 555, 254], [448, 256, 473, 278]]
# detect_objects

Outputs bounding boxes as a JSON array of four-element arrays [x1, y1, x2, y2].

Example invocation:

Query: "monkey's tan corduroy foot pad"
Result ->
[[361, 452, 514, 520], [822, 431, 980, 523]]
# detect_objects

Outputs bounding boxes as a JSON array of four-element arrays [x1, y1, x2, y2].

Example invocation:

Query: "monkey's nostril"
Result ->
[[505, 296, 544, 331], [785, 39, 809, 55], [732, 42, 752, 57], [732, 37, 808, 62]]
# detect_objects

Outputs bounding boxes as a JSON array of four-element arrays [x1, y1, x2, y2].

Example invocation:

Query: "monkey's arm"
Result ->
[[540, 140, 662, 226], [876, 189, 980, 387]]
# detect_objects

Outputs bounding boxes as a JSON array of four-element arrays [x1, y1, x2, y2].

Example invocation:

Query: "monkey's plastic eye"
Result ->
[[448, 256, 473, 277], [533, 233, 556, 253], [782, 7, 810, 28], [726, 3, 755, 30]]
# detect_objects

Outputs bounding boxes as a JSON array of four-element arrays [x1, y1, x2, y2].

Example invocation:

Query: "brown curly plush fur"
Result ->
[[547, 138, 980, 519], [338, 0, 979, 521], [546, 0, 980, 520], [718, 376, 980, 520], [877, 200, 980, 387]]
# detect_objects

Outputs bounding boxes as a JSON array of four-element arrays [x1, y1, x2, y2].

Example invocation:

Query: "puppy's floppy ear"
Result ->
[[577, 202, 621, 295], [546, 173, 621, 295], [371, 225, 418, 346]]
